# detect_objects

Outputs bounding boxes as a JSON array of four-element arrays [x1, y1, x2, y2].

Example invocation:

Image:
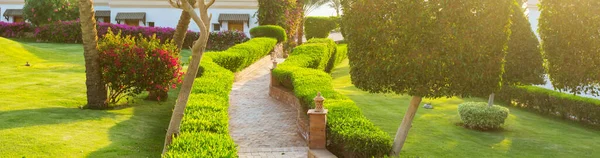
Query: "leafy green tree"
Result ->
[[504, 2, 545, 86], [342, 0, 512, 155], [23, 0, 79, 26], [539, 0, 600, 96]]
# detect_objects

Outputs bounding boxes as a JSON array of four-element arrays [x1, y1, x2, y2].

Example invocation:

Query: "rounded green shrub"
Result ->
[[304, 16, 337, 39], [249, 25, 287, 42], [23, 0, 79, 26], [458, 102, 509, 130]]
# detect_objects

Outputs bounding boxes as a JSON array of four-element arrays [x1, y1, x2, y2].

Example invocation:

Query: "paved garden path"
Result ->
[[229, 60, 308, 158]]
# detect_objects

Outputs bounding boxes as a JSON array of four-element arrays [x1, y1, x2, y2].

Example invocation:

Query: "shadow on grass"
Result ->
[[0, 107, 116, 131], [86, 90, 177, 158]]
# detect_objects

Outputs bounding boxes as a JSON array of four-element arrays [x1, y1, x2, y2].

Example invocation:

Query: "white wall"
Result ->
[[523, 0, 540, 39], [0, 4, 24, 23], [109, 8, 257, 36]]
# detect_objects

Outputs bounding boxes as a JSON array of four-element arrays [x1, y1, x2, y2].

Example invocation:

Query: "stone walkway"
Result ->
[[229, 60, 308, 158]]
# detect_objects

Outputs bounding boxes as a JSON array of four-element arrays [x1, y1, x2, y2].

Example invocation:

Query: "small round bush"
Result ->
[[458, 102, 509, 130], [249, 25, 287, 42], [304, 16, 337, 39]]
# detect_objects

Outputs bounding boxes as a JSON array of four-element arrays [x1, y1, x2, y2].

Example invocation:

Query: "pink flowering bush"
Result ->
[[0, 22, 33, 38], [34, 21, 248, 50], [98, 29, 183, 103]]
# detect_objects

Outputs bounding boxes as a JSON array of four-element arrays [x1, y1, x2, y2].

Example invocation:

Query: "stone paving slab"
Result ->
[[229, 59, 307, 157]]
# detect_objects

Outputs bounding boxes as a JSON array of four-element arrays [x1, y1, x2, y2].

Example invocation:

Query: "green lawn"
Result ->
[[331, 60, 600, 157], [0, 37, 189, 157]]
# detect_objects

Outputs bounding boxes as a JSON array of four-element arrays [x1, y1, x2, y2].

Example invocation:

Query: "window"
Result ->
[[102, 17, 110, 23], [228, 22, 243, 32], [149, 22, 155, 27], [213, 23, 221, 31], [125, 20, 139, 26]]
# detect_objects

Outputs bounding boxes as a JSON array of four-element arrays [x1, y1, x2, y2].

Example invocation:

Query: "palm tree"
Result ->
[[162, 0, 216, 154], [298, 0, 329, 44], [328, 0, 341, 17], [78, 0, 108, 109], [172, 0, 196, 52]]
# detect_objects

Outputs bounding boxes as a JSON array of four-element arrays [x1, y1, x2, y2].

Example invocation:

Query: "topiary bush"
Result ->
[[206, 30, 249, 51], [304, 16, 338, 39], [458, 102, 509, 130], [23, 0, 79, 26], [250, 25, 287, 42], [98, 29, 183, 103]]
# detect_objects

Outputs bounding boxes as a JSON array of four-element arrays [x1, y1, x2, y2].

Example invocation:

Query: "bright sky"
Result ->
[[307, 4, 340, 17]]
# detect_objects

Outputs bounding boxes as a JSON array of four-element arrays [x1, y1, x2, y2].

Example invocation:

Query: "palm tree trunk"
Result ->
[[79, 0, 108, 109], [172, 0, 196, 52], [390, 96, 422, 156], [297, 0, 305, 45], [488, 93, 495, 107]]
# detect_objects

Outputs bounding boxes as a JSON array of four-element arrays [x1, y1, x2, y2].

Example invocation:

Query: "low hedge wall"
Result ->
[[497, 85, 600, 127], [205, 37, 277, 72], [272, 38, 392, 157], [164, 57, 237, 157]]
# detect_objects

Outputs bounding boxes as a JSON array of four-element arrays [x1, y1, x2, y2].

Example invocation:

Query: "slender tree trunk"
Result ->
[[488, 93, 495, 107], [297, 0, 305, 45], [390, 96, 422, 156], [163, 0, 215, 154], [79, 0, 108, 109]]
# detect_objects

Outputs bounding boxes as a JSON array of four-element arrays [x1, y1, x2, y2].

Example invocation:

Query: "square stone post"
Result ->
[[308, 92, 328, 149]]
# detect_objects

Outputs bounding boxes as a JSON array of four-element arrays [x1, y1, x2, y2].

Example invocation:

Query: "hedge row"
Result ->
[[0, 20, 247, 50], [304, 16, 338, 40], [205, 37, 277, 72], [164, 58, 237, 157], [272, 38, 392, 157], [497, 86, 600, 127], [0, 22, 33, 38]]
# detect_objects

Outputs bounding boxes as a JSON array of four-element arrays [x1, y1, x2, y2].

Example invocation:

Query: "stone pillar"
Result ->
[[270, 60, 278, 87], [308, 92, 328, 149]]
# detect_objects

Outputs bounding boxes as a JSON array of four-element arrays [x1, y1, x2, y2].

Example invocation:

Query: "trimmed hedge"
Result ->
[[205, 37, 277, 72], [272, 38, 392, 157], [304, 16, 338, 39], [497, 86, 600, 127], [164, 56, 237, 157], [458, 102, 509, 130], [250, 25, 287, 42]]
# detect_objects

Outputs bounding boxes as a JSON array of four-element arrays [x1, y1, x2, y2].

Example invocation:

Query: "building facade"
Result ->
[[523, 0, 540, 39], [1, 0, 258, 36]]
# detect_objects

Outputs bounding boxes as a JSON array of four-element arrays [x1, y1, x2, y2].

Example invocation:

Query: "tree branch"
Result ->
[[168, 0, 182, 8], [206, 0, 216, 8]]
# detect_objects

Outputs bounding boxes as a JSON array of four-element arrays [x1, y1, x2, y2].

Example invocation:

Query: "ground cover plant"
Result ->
[[330, 60, 600, 157], [0, 37, 191, 157]]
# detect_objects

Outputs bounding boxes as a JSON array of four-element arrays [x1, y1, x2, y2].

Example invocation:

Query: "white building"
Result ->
[[1, 0, 258, 36], [523, 0, 540, 39]]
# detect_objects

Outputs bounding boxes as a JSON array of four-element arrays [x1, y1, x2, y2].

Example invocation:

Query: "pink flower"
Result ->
[[47, 18, 51, 21], [31, 8, 34, 12], [54, 9, 58, 12]]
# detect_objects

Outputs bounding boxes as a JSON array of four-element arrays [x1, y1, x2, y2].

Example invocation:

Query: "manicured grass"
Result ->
[[331, 60, 600, 157], [0, 37, 189, 157]]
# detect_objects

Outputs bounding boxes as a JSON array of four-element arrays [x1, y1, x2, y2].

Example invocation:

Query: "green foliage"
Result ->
[[250, 25, 288, 42], [304, 16, 338, 39], [504, 2, 545, 85], [23, 0, 79, 26], [342, 0, 513, 98], [539, 0, 600, 95], [272, 43, 392, 157], [257, 0, 300, 46], [458, 102, 509, 130], [497, 86, 600, 128], [98, 29, 182, 103], [165, 57, 237, 157], [205, 37, 277, 72]]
